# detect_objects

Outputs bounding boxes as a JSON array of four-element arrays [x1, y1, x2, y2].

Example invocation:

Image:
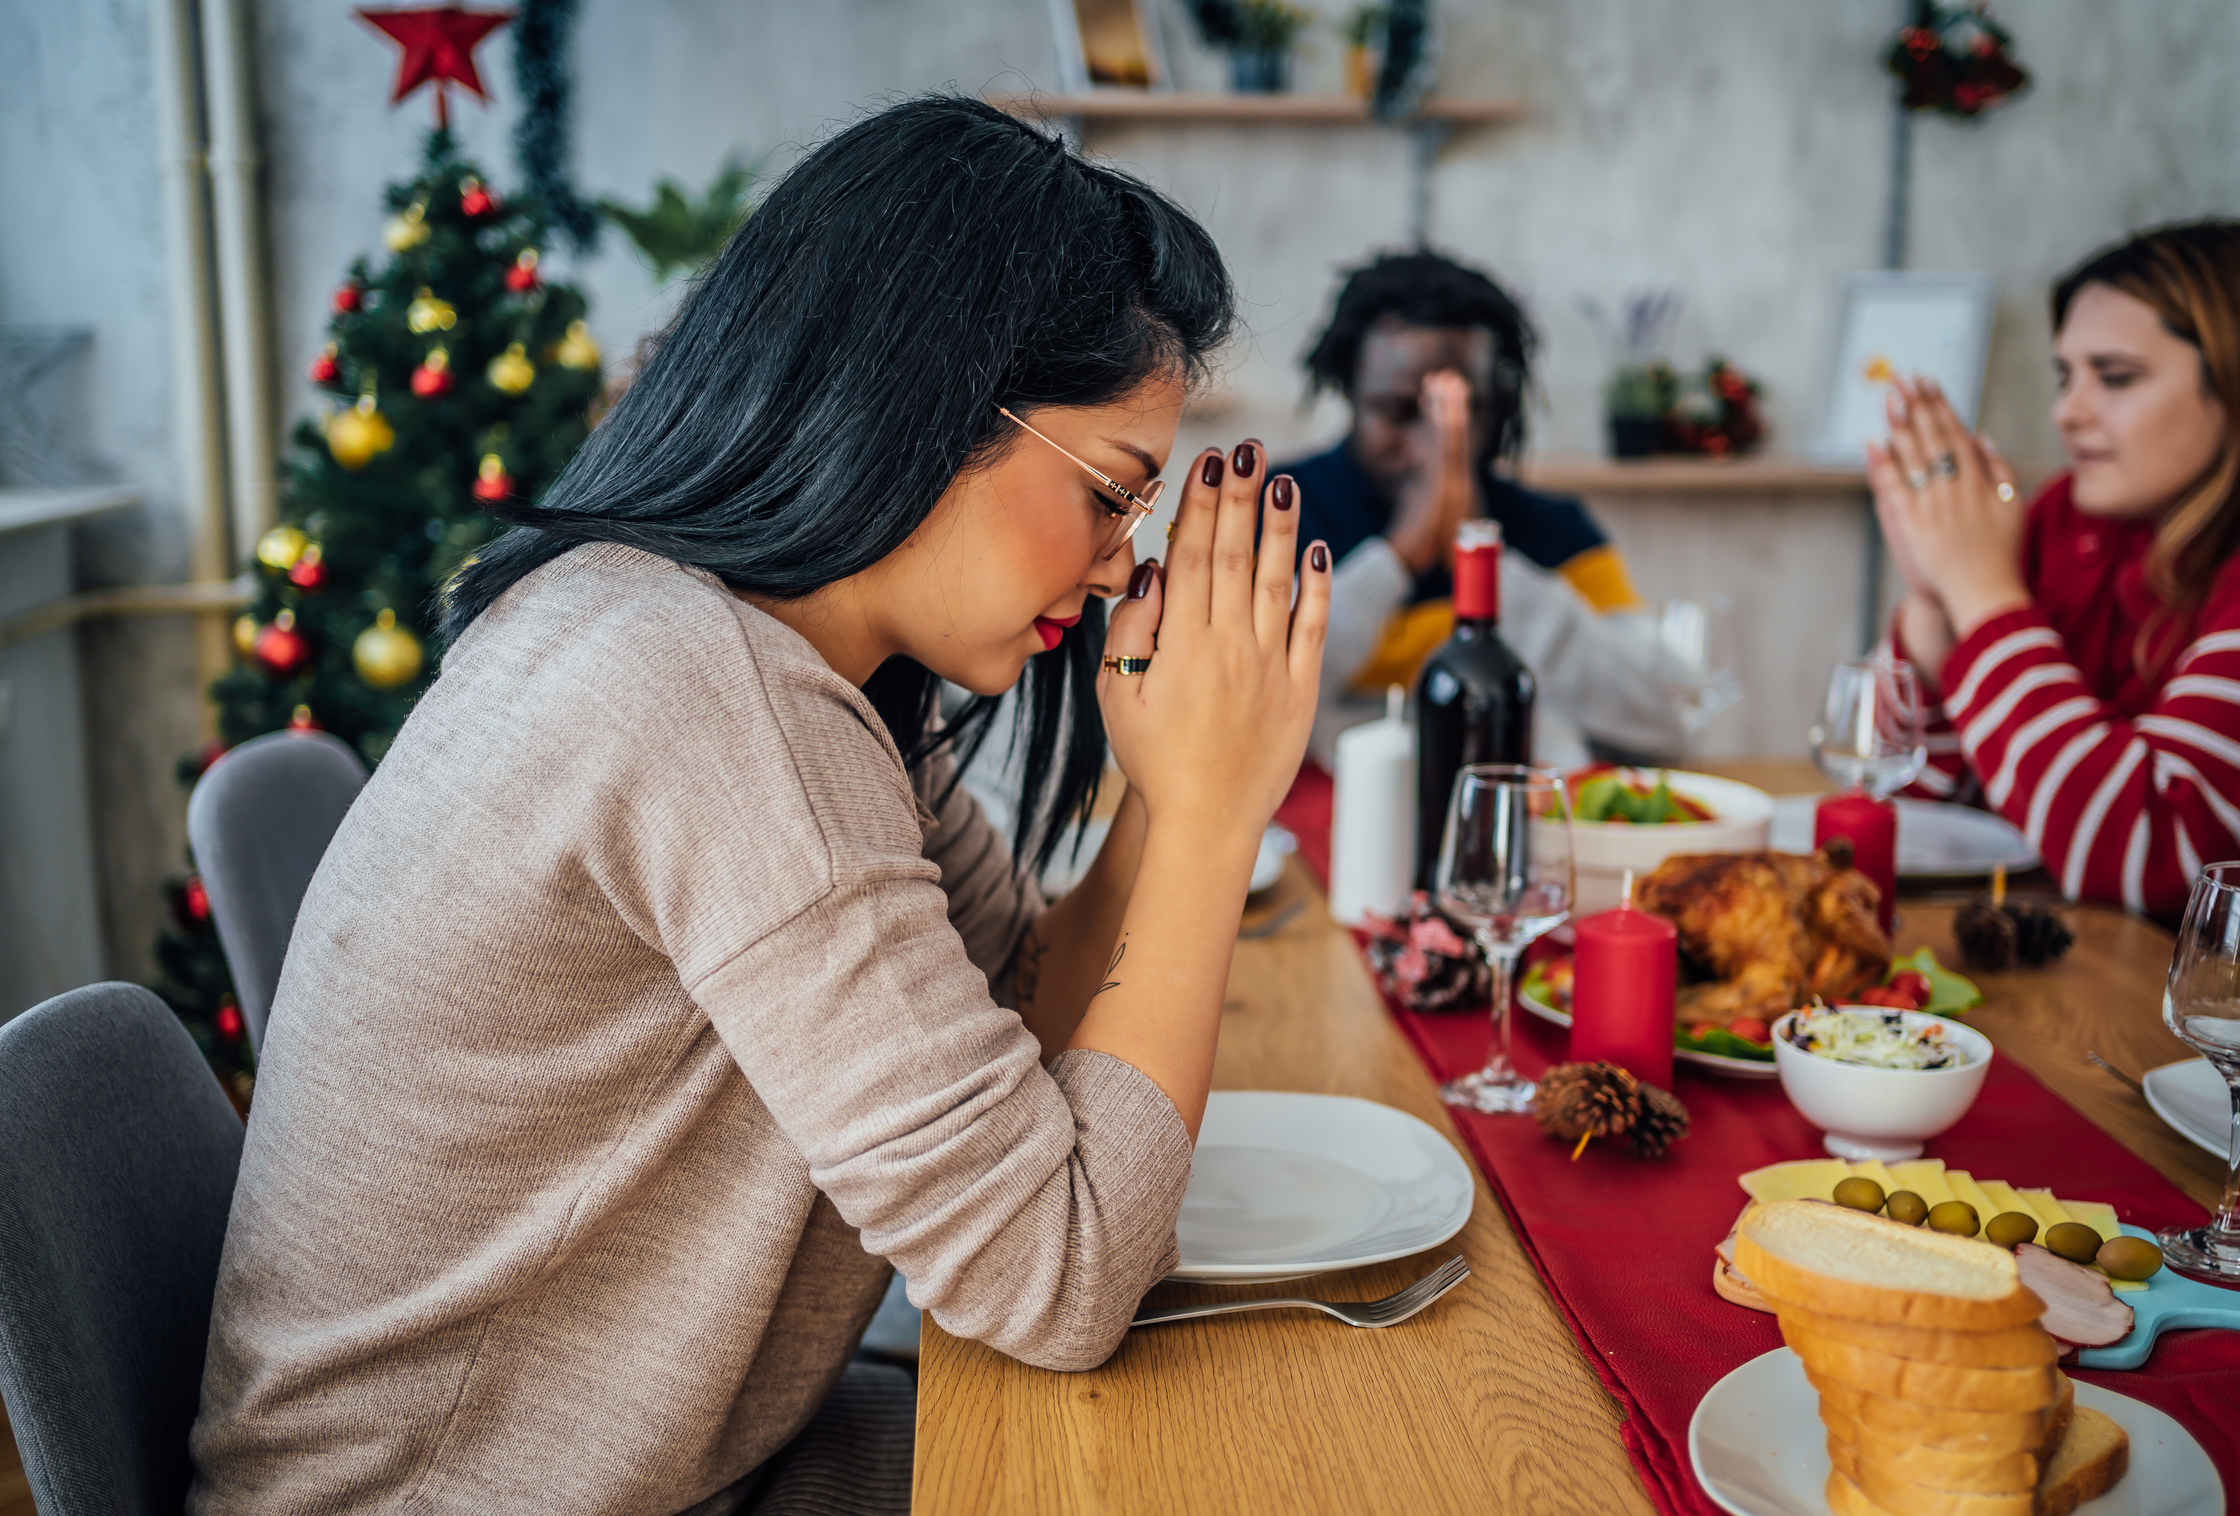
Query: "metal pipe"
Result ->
[[146, 0, 236, 704], [200, 0, 277, 564]]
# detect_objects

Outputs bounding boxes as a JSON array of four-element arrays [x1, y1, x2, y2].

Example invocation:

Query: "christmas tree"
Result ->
[[153, 128, 604, 1099]]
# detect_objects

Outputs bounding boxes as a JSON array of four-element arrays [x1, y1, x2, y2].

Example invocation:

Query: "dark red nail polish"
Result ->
[[1200, 453, 1223, 488], [1272, 475, 1294, 510], [1231, 441, 1258, 477], [1128, 562, 1156, 599], [1310, 543, 1328, 572]]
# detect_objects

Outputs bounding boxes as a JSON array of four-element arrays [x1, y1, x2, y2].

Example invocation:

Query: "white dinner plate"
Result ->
[[1172, 1091, 1474, 1285], [1515, 979, 1779, 1080], [1689, 1346, 2222, 1516], [2143, 1057, 2229, 1159], [1039, 821, 1294, 897], [1770, 796, 2040, 878]]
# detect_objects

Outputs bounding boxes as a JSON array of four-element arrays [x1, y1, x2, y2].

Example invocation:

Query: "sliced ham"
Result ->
[[2015, 1243, 2133, 1348]]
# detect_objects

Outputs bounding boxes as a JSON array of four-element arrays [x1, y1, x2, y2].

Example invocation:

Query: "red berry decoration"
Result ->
[[410, 347, 455, 399], [471, 452, 513, 504], [308, 343, 341, 386], [286, 544, 329, 592], [216, 1001, 245, 1042], [253, 609, 311, 676], [504, 247, 541, 293], [286, 703, 321, 732], [459, 177, 496, 218], [183, 875, 211, 923], [333, 281, 363, 314]]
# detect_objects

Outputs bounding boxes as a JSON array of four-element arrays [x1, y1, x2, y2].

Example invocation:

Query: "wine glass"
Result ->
[[2159, 862, 2240, 1285], [1659, 596, 1744, 737], [1810, 657, 1927, 799], [1436, 765, 1574, 1115]]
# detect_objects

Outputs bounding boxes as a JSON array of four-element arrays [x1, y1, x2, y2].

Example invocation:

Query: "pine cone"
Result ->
[[1953, 898, 2017, 971], [1530, 1060, 1641, 1143], [2010, 904, 2075, 968], [1627, 1082, 1692, 1159]]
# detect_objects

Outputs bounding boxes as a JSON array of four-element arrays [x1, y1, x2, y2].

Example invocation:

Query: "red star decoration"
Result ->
[[357, 6, 514, 128]]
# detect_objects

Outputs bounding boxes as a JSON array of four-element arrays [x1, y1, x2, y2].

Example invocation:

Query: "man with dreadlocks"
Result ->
[[1279, 251, 1689, 767]]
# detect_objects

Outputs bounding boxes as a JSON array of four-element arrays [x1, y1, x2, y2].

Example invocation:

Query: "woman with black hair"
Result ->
[[189, 97, 1328, 1515], [1278, 251, 1686, 768]]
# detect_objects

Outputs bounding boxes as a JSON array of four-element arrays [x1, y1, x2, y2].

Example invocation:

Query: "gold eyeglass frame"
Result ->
[[998, 406, 1165, 561]]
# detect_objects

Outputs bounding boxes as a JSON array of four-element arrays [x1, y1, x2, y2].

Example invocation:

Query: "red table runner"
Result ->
[[1272, 764, 2240, 1515]]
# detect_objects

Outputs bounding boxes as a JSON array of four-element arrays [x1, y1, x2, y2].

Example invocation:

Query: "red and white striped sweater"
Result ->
[[1900, 475, 2240, 921]]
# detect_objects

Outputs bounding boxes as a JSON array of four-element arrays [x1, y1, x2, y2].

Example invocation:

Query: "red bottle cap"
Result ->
[[1453, 519, 1501, 621]]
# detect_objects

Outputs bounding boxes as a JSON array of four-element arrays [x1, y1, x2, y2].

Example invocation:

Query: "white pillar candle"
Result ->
[[1328, 686, 1416, 926]]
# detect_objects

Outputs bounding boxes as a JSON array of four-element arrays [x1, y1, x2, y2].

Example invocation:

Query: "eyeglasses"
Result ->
[[999, 407, 1165, 562]]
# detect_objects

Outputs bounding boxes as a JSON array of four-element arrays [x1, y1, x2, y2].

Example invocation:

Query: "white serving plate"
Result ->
[[1770, 795, 2040, 878], [1041, 821, 1294, 897], [1515, 977, 1779, 1080], [1560, 770, 1775, 917], [1690, 1346, 2222, 1516], [2143, 1057, 2230, 1159], [1172, 1091, 1474, 1285]]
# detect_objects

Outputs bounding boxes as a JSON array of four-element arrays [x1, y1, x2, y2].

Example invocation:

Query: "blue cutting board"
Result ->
[[2076, 1226, 2240, 1370]]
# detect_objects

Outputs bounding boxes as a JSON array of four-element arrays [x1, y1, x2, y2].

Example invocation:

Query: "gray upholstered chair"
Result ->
[[0, 982, 244, 1515], [187, 729, 367, 1052]]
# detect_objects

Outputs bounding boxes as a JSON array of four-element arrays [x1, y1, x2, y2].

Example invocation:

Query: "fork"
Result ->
[[1130, 1255, 1469, 1330], [2085, 1049, 2146, 1096]]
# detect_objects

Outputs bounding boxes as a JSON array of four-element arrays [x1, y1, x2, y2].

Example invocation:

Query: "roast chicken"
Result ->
[[1635, 849, 1890, 1024]]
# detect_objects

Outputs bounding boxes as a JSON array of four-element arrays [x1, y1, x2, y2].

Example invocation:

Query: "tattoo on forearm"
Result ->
[[1015, 922, 1051, 1010], [1090, 935, 1127, 1001]]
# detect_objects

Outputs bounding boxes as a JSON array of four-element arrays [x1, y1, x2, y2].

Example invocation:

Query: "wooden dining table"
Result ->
[[910, 762, 2224, 1515]]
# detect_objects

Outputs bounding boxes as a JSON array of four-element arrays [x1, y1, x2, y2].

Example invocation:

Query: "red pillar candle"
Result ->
[[1815, 790, 1898, 934], [1569, 900, 1678, 1090]]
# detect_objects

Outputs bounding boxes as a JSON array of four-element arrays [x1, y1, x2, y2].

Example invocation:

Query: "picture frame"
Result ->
[[1811, 271, 1995, 465], [1046, 0, 1169, 92]]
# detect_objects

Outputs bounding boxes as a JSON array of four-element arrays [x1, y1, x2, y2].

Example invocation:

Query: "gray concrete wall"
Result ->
[[4, 0, 2237, 981]]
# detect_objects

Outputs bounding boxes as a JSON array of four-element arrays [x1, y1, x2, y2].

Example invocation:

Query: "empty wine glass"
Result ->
[[2159, 862, 2240, 1285], [1660, 596, 1743, 736], [1436, 765, 1573, 1115], [1810, 657, 1927, 799]]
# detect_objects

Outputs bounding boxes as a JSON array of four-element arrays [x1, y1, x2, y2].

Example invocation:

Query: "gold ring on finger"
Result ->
[[1905, 468, 1931, 492], [1101, 654, 1152, 675], [1995, 481, 2017, 503], [1932, 452, 1959, 479]]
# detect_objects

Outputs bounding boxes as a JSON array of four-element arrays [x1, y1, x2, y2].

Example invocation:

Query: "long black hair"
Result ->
[[443, 96, 1235, 872], [1303, 250, 1536, 465]]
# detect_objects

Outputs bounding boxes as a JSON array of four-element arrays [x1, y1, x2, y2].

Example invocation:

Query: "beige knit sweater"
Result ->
[[189, 544, 1192, 1515]]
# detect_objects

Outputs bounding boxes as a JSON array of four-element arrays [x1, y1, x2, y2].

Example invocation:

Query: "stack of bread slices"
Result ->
[[1736, 1200, 2129, 1516]]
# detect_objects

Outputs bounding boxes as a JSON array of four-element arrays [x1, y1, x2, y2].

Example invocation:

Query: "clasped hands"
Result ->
[[1386, 369, 1480, 574], [1864, 376, 2033, 679]]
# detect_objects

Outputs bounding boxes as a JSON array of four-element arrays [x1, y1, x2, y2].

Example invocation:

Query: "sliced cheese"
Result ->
[[1945, 1171, 2000, 1226], [2061, 1200, 2120, 1243], [1973, 1178, 2031, 1223], [1847, 1160, 1902, 1197], [1887, 1160, 1956, 1207], [1739, 1159, 1854, 1205], [2015, 1188, 2075, 1230]]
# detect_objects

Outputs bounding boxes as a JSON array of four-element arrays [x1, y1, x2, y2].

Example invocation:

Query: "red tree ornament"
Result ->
[[410, 346, 456, 399], [357, 6, 514, 129], [504, 247, 541, 293], [471, 451, 513, 503], [459, 176, 497, 217], [183, 876, 211, 924], [286, 544, 330, 592], [308, 342, 342, 386], [254, 610, 311, 676], [333, 282, 363, 314], [215, 1001, 245, 1042]]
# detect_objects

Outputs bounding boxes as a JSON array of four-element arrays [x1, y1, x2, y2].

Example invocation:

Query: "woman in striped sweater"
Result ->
[[1869, 221, 2240, 920]]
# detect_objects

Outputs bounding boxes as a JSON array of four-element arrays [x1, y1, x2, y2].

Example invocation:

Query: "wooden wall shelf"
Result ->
[[1519, 454, 1868, 497], [990, 91, 1526, 127]]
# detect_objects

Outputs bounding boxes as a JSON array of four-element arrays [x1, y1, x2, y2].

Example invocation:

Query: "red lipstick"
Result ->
[[1032, 613, 1081, 651]]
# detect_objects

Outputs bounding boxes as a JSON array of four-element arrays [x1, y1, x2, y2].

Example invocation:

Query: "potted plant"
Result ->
[[1186, 0, 1319, 94], [1341, 4, 1389, 97], [1580, 289, 1683, 459]]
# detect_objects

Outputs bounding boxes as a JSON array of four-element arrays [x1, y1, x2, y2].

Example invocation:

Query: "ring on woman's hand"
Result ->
[[1905, 468, 1931, 492], [1932, 452, 1960, 479], [1995, 481, 2017, 503], [1101, 654, 1152, 675]]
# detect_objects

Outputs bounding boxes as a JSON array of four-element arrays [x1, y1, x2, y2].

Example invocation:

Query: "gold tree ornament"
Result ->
[[254, 524, 309, 570], [231, 614, 260, 657], [554, 319, 601, 370], [406, 286, 458, 333], [383, 201, 431, 252], [487, 342, 536, 394], [353, 609, 425, 689], [325, 393, 396, 470]]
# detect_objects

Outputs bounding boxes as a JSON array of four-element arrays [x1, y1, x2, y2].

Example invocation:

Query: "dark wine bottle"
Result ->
[[1414, 520, 1536, 888]]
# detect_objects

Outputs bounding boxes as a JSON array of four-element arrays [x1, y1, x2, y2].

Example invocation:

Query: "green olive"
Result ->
[[2096, 1235, 2164, 1282], [1983, 1211, 2039, 1250], [2044, 1222, 2103, 1264], [1927, 1201, 1981, 1238], [1884, 1190, 1929, 1227], [1833, 1177, 1887, 1214]]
